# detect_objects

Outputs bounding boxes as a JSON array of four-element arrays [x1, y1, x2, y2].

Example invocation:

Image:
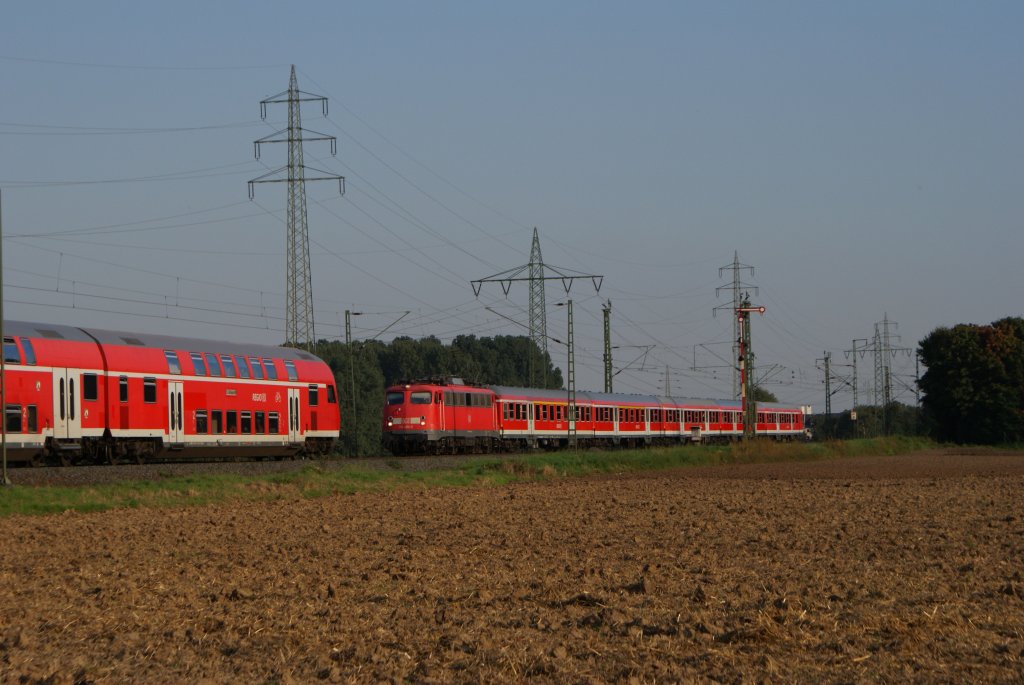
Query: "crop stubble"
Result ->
[[0, 451, 1022, 683]]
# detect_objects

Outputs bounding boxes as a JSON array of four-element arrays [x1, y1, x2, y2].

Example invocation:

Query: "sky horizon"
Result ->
[[2, 1, 1021, 412]]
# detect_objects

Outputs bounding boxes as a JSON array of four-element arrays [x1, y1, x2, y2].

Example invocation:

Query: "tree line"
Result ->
[[812, 316, 1024, 445]]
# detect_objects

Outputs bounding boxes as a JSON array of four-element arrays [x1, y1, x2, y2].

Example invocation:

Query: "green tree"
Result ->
[[918, 317, 1024, 444]]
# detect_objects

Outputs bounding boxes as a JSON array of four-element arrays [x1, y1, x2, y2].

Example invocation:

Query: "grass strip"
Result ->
[[0, 435, 945, 518]]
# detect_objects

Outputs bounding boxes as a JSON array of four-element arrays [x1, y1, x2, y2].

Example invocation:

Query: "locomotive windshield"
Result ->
[[387, 392, 404, 405], [410, 391, 432, 404]]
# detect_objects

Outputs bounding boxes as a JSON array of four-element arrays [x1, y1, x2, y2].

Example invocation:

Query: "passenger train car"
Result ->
[[383, 377, 810, 455], [1, 321, 340, 465]]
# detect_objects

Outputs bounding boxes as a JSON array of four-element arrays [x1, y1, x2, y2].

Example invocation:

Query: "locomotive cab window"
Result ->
[[83, 373, 98, 401], [3, 338, 20, 364], [387, 392, 404, 405], [164, 350, 182, 374], [284, 360, 298, 381], [410, 391, 431, 404], [309, 385, 319, 406]]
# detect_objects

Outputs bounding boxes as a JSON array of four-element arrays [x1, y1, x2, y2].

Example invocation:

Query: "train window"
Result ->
[[2, 338, 20, 364], [268, 412, 280, 433], [205, 353, 221, 377], [327, 386, 337, 404], [407, 391, 428, 405], [226, 411, 238, 433], [190, 352, 207, 376], [255, 411, 266, 433], [220, 355, 237, 378], [241, 411, 252, 434], [21, 339, 36, 365], [211, 411, 223, 433], [387, 392, 404, 405], [27, 405, 37, 433], [284, 360, 298, 381], [164, 350, 182, 374], [83, 374, 98, 401], [235, 356, 251, 379], [249, 357, 264, 380], [309, 385, 319, 406], [5, 405, 21, 433], [195, 410, 208, 434], [264, 359, 278, 381], [143, 378, 157, 403], [119, 376, 129, 402]]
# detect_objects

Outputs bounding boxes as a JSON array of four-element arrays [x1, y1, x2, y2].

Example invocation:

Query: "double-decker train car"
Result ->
[[1, 320, 340, 465], [382, 377, 810, 455]]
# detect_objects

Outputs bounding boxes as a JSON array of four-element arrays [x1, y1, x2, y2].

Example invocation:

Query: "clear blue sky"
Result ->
[[2, 1, 1021, 410]]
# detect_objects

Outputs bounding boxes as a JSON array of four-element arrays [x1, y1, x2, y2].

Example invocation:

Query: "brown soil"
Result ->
[[1, 451, 1022, 683]]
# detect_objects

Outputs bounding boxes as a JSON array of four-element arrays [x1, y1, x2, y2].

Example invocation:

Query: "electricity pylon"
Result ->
[[472, 227, 603, 387], [248, 65, 344, 351]]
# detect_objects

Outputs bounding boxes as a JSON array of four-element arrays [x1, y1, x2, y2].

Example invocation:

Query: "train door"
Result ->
[[287, 388, 301, 442], [167, 381, 184, 443], [51, 368, 83, 440]]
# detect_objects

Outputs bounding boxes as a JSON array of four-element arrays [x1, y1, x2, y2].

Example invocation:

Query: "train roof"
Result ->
[[4, 320, 323, 363], [487, 385, 799, 411]]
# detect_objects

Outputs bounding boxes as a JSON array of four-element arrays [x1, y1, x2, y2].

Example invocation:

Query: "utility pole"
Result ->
[[716, 251, 757, 399], [602, 300, 612, 393], [664, 365, 671, 397], [249, 65, 344, 352], [0, 189, 8, 486], [345, 309, 360, 449], [565, 300, 576, 448], [472, 228, 602, 387], [736, 295, 765, 440], [817, 351, 832, 417], [845, 338, 869, 408]]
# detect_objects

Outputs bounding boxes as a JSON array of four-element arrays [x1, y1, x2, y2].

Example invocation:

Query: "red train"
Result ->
[[383, 377, 811, 454], [1, 320, 340, 465]]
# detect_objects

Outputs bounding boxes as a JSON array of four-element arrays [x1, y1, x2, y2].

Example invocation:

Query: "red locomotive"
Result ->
[[1, 320, 340, 465], [383, 377, 809, 454]]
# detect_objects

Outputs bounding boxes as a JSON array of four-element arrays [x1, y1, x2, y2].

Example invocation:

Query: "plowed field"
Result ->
[[1, 451, 1022, 683]]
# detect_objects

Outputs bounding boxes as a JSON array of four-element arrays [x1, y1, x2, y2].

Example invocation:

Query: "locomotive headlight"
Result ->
[[420, 416, 426, 425], [387, 418, 394, 427]]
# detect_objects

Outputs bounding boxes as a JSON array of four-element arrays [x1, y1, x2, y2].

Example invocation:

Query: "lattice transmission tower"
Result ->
[[472, 227, 602, 387], [249, 65, 344, 351]]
